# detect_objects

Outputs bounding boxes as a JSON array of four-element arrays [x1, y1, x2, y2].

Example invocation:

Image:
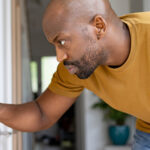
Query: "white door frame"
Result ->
[[0, 0, 14, 149], [0, 0, 22, 150]]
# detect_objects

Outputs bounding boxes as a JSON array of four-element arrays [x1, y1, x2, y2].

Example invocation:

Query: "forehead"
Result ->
[[42, 0, 86, 41], [43, 10, 71, 40], [43, 19, 69, 42], [42, 13, 81, 42]]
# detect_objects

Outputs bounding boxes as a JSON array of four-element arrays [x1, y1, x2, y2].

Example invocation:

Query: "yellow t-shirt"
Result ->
[[49, 12, 150, 133]]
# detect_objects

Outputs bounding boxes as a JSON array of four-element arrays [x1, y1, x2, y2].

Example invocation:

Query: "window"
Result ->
[[41, 56, 59, 92], [30, 61, 38, 93]]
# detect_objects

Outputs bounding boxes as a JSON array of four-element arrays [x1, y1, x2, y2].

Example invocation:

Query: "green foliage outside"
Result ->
[[92, 100, 130, 125]]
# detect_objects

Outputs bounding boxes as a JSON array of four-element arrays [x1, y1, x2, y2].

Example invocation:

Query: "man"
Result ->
[[0, 0, 150, 149]]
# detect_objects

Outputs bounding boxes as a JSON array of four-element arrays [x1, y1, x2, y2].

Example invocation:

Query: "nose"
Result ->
[[56, 48, 68, 62]]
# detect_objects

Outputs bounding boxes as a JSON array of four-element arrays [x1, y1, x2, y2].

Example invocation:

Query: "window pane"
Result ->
[[41, 56, 59, 92], [30, 61, 38, 93]]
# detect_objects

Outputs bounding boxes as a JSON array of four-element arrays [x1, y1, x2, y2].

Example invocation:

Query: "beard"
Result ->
[[64, 55, 96, 79], [64, 46, 108, 79]]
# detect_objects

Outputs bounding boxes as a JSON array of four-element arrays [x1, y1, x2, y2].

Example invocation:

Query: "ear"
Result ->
[[92, 15, 107, 40]]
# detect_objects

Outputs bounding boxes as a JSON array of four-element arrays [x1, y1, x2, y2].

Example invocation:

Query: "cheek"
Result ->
[[69, 27, 96, 60], [68, 42, 86, 60], [80, 25, 97, 43]]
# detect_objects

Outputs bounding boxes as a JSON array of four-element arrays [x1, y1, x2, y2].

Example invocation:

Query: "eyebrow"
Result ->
[[47, 33, 60, 43], [53, 34, 60, 43], [51, 32, 68, 43]]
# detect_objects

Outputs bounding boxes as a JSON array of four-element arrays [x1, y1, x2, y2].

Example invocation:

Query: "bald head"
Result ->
[[42, 0, 116, 40], [47, 0, 112, 19]]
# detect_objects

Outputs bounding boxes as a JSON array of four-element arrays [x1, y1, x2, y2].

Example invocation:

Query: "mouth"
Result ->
[[65, 65, 78, 74]]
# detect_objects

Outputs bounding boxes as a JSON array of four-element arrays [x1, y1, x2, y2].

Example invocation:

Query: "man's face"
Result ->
[[63, 26, 108, 79], [44, 23, 108, 79]]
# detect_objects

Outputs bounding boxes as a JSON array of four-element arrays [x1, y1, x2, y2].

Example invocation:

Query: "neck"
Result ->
[[107, 20, 131, 67]]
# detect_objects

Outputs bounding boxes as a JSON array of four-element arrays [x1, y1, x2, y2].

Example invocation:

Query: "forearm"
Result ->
[[0, 101, 50, 132], [0, 89, 77, 132]]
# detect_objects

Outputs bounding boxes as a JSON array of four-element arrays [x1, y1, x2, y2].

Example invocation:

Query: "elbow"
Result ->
[[29, 115, 55, 132], [36, 117, 57, 132]]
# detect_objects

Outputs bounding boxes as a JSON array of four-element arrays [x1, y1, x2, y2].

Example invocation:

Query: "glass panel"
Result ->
[[41, 56, 59, 92], [30, 61, 38, 93]]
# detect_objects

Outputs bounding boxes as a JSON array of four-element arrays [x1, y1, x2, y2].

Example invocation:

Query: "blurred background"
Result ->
[[0, 0, 150, 150]]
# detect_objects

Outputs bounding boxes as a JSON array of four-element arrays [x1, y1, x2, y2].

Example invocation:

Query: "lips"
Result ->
[[65, 65, 78, 74]]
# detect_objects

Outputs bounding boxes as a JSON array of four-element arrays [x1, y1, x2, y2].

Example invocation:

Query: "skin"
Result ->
[[0, 0, 131, 132]]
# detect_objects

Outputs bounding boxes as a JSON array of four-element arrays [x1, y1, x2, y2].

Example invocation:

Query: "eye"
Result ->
[[58, 40, 66, 46]]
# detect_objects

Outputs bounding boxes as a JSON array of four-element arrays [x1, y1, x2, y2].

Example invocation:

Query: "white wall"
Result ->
[[130, 0, 143, 13], [110, 0, 130, 16], [143, 0, 150, 11]]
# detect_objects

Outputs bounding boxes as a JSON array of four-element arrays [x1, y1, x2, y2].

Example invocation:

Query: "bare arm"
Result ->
[[0, 89, 77, 132]]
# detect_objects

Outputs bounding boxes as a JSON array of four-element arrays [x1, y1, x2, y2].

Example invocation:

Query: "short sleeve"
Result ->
[[48, 62, 84, 98]]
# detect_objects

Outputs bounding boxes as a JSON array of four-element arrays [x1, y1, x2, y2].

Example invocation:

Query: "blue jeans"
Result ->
[[132, 129, 150, 150]]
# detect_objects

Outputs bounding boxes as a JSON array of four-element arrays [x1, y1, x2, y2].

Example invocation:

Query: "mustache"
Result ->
[[64, 60, 78, 66]]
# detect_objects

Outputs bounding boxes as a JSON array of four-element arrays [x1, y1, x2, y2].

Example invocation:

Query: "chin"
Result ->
[[75, 73, 91, 79]]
